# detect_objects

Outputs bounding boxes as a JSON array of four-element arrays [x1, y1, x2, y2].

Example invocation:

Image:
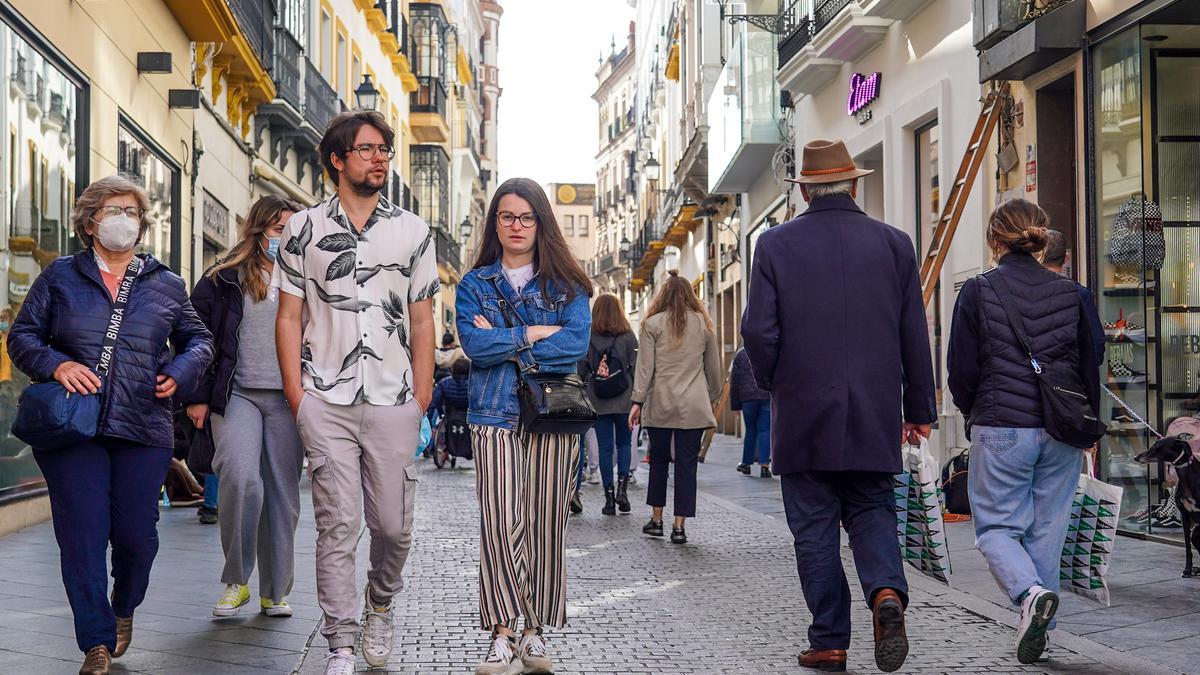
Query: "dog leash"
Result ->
[[1102, 386, 1164, 439]]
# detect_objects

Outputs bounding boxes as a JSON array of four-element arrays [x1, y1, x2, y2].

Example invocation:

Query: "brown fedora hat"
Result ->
[[785, 139, 874, 185]]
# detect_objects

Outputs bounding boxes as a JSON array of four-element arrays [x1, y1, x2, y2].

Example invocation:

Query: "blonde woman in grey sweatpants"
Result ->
[[185, 195, 305, 619]]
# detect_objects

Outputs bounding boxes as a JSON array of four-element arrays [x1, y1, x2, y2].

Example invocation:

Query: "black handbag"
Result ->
[[982, 271, 1105, 449], [13, 257, 141, 450], [490, 280, 597, 435]]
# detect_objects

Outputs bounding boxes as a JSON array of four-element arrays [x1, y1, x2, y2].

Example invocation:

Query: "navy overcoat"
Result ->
[[741, 193, 937, 474]]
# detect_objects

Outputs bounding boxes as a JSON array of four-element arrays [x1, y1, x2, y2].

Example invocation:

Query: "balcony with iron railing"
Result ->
[[274, 26, 302, 111], [304, 58, 339, 133], [974, 0, 1083, 82], [229, 0, 275, 73], [775, 0, 918, 97], [9, 51, 30, 97], [434, 224, 462, 278], [411, 76, 450, 143]]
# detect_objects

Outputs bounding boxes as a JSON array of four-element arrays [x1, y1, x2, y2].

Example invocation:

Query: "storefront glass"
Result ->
[[0, 20, 84, 500], [1092, 9, 1200, 541], [117, 122, 178, 269]]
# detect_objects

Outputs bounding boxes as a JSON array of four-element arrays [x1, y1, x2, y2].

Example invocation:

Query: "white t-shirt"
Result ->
[[503, 263, 535, 293]]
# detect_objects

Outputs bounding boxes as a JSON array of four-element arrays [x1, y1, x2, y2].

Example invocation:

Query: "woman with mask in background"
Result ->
[[184, 195, 306, 620]]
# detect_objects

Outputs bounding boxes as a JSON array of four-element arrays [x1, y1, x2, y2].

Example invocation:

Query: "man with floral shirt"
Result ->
[[273, 111, 437, 675]]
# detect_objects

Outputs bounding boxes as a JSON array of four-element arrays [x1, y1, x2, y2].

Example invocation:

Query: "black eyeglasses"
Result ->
[[346, 144, 395, 161], [497, 212, 537, 228], [94, 206, 145, 219]]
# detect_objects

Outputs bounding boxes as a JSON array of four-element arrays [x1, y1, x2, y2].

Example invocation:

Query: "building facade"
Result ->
[[545, 182, 596, 268]]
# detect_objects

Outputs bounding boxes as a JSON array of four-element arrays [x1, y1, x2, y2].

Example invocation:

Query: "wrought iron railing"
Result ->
[[46, 92, 67, 127], [274, 26, 302, 110], [229, 0, 275, 72], [434, 225, 461, 274], [412, 76, 447, 118], [303, 57, 338, 133], [776, 0, 853, 69]]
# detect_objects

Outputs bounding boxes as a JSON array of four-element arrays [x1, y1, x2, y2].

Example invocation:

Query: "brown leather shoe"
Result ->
[[113, 615, 132, 658], [797, 648, 847, 671], [872, 589, 908, 672], [79, 645, 111, 674]]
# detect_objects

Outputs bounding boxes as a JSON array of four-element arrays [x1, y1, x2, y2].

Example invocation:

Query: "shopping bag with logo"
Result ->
[[1060, 454, 1122, 606], [893, 439, 952, 584]]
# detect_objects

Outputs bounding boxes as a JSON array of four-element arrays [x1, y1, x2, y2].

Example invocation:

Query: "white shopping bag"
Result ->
[[1059, 454, 1122, 606], [893, 439, 952, 584]]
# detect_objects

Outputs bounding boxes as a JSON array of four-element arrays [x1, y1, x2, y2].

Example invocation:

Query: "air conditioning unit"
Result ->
[[973, 0, 1024, 51]]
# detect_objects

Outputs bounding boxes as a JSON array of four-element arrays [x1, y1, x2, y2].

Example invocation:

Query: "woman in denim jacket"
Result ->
[[456, 178, 592, 675]]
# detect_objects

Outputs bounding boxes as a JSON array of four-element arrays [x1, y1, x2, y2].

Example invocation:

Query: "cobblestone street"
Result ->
[[0, 436, 1185, 674]]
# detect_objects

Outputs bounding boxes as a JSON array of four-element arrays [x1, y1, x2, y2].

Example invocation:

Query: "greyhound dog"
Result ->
[[1135, 428, 1200, 578]]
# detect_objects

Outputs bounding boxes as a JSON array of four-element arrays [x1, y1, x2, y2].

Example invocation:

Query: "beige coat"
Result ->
[[631, 311, 723, 429]]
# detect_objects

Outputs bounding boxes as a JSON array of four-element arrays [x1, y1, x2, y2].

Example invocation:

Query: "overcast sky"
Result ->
[[495, 0, 636, 187]]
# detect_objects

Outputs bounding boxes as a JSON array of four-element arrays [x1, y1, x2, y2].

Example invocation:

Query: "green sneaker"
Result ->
[[260, 597, 292, 617], [212, 584, 250, 617]]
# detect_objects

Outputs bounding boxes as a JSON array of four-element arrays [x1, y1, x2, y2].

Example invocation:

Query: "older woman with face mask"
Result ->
[[6, 174, 213, 675]]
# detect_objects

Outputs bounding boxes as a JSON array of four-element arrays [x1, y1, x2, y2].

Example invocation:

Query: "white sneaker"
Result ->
[[361, 587, 394, 668], [1016, 586, 1058, 664], [323, 647, 355, 675], [212, 584, 250, 617], [518, 632, 554, 674], [260, 597, 292, 617], [586, 466, 600, 485], [475, 634, 520, 675]]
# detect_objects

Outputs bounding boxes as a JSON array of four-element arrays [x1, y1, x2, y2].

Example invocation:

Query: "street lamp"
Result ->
[[643, 154, 661, 183], [354, 74, 379, 111], [461, 216, 473, 240], [619, 236, 631, 255]]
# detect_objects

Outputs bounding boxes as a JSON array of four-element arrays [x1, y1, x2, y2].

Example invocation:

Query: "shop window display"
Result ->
[[1093, 19, 1200, 541], [0, 23, 83, 499], [117, 122, 178, 269]]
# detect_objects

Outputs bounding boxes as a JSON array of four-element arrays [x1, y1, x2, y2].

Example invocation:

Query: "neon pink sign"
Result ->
[[847, 72, 882, 116]]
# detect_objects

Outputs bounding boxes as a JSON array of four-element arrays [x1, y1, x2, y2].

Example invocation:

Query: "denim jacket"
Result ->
[[455, 260, 592, 430]]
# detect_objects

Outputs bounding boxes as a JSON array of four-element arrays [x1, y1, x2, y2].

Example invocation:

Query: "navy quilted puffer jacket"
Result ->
[[7, 250, 214, 449], [948, 252, 1100, 437]]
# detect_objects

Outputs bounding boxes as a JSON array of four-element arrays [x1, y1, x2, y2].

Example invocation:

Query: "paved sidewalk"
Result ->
[[702, 433, 1200, 675], [0, 435, 1184, 674]]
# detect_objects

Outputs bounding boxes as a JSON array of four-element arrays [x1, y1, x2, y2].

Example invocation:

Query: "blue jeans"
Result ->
[[740, 400, 771, 465], [593, 413, 632, 488], [34, 437, 173, 652], [203, 473, 219, 510], [969, 426, 1082, 618]]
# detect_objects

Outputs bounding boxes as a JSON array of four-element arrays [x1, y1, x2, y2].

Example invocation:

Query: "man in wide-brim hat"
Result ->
[[741, 139, 936, 673]]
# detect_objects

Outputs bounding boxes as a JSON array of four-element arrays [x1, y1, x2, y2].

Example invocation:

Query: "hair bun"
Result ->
[[667, 269, 679, 277], [1017, 226, 1048, 253]]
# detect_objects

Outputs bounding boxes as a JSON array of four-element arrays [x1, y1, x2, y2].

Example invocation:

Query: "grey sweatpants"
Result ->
[[210, 388, 304, 602], [295, 394, 421, 650]]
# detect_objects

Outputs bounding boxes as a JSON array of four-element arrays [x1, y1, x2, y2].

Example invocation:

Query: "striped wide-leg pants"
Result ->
[[471, 425, 580, 631]]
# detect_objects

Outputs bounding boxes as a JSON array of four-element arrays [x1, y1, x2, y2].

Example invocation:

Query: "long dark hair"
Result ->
[[209, 195, 301, 301], [471, 177, 593, 301]]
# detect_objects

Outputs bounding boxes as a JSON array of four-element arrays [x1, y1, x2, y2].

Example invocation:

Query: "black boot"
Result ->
[[602, 487, 617, 515], [615, 475, 631, 513], [569, 491, 583, 514]]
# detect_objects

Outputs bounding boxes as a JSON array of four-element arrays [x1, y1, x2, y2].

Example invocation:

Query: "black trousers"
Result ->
[[645, 427, 703, 517], [781, 470, 909, 650]]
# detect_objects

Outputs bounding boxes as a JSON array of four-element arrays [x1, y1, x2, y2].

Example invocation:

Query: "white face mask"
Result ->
[[94, 214, 140, 252]]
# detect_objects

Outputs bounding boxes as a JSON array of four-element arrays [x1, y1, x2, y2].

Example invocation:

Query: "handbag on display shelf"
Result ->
[[1108, 195, 1165, 269]]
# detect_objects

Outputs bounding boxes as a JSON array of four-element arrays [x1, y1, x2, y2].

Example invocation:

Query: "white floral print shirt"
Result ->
[[271, 194, 439, 406]]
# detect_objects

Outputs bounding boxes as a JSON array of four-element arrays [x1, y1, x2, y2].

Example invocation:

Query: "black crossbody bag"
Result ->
[[982, 270, 1105, 448], [489, 280, 596, 435]]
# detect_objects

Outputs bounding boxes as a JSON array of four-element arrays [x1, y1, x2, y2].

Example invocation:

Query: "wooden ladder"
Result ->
[[919, 81, 1011, 308]]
